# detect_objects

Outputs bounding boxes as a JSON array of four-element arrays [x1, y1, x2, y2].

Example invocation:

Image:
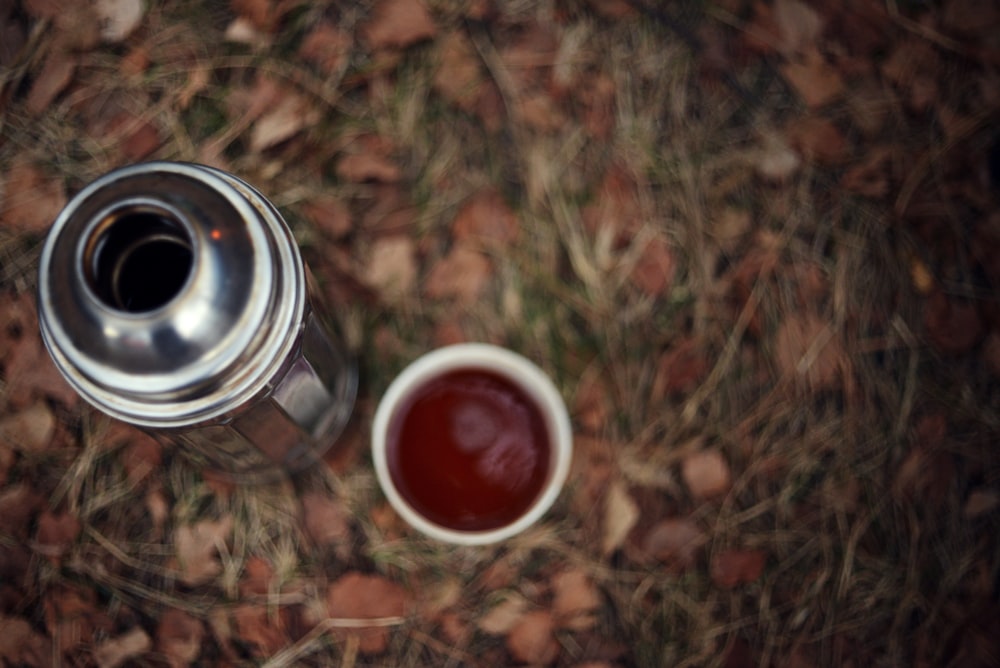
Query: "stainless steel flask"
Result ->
[[37, 162, 357, 478]]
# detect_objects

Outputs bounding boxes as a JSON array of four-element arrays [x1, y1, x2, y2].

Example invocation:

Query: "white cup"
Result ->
[[371, 343, 573, 545]]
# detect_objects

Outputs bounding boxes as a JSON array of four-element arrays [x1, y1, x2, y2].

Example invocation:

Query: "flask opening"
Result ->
[[86, 205, 194, 313]]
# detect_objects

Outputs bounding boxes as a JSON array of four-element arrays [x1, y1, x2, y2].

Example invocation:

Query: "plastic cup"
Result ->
[[372, 343, 572, 545]]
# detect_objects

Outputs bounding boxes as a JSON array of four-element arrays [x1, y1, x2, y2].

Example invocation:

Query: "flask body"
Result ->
[[38, 162, 357, 478]]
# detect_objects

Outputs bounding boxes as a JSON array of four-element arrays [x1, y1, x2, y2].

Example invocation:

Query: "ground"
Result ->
[[1, 0, 999, 666]]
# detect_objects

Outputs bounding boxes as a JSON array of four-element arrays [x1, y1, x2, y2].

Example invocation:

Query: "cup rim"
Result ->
[[371, 343, 573, 545]]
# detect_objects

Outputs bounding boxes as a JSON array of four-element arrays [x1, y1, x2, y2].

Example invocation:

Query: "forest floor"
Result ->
[[1, 0, 1000, 666]]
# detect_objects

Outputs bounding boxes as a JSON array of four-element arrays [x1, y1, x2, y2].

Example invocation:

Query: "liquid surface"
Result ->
[[387, 369, 551, 532]]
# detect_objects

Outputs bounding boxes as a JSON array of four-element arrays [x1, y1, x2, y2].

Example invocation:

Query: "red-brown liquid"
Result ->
[[386, 368, 551, 532]]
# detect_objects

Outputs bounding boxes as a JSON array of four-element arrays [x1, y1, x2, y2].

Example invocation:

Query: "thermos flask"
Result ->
[[37, 162, 357, 479]]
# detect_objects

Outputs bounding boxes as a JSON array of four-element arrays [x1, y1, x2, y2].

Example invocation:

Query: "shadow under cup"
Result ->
[[372, 344, 573, 545]]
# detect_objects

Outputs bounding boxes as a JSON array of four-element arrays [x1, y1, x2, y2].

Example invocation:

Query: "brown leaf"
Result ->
[[779, 48, 845, 108], [602, 479, 639, 556], [26, 50, 77, 116], [451, 188, 519, 247], [772, 0, 823, 57], [299, 22, 352, 75], [572, 373, 612, 434], [424, 245, 492, 303], [0, 484, 42, 539], [642, 517, 705, 571], [774, 314, 846, 390], [231, 604, 290, 657], [249, 90, 318, 152], [173, 515, 234, 586], [964, 488, 1000, 518], [840, 145, 892, 198], [507, 610, 560, 665], [0, 615, 49, 667], [93, 0, 145, 42], [710, 549, 767, 589], [301, 195, 353, 239], [478, 595, 528, 635], [586, 0, 637, 19], [93, 628, 152, 668], [238, 556, 276, 597], [121, 432, 162, 486], [230, 0, 274, 31], [34, 509, 81, 561], [326, 572, 410, 655], [580, 73, 617, 140], [363, 236, 418, 303], [653, 338, 709, 398], [893, 447, 954, 505], [631, 236, 676, 297], [300, 491, 351, 547], [517, 91, 566, 132], [0, 402, 55, 453], [785, 116, 847, 166], [552, 569, 601, 631], [155, 608, 205, 668], [434, 30, 484, 111], [756, 132, 801, 182], [682, 449, 733, 500], [581, 162, 643, 242], [0, 161, 67, 233], [361, 0, 437, 50], [924, 291, 984, 355], [336, 152, 401, 184]]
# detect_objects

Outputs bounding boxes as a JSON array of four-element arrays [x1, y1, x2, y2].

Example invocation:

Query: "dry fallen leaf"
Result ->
[[93, 0, 145, 43], [173, 515, 234, 586], [478, 595, 528, 635], [363, 236, 418, 303], [892, 447, 954, 505], [231, 604, 290, 657], [779, 47, 845, 108], [552, 569, 601, 631], [774, 314, 847, 390], [506, 610, 560, 665], [785, 116, 847, 166], [0, 484, 42, 539], [230, 0, 274, 31], [155, 608, 205, 668], [642, 517, 705, 571], [681, 449, 733, 500], [434, 30, 483, 111], [93, 628, 152, 668], [710, 549, 768, 589], [34, 509, 81, 562], [653, 338, 709, 399], [630, 235, 676, 297], [772, 0, 823, 57], [964, 488, 1000, 518], [300, 22, 352, 75], [0, 402, 55, 453], [249, 90, 319, 152], [26, 50, 77, 116], [301, 195, 353, 239], [451, 188, 519, 248], [756, 132, 801, 182], [336, 152, 401, 184], [300, 491, 351, 547], [0, 161, 67, 233], [326, 572, 409, 655], [0, 615, 48, 667], [361, 0, 437, 50], [923, 291, 984, 356], [424, 245, 492, 303], [602, 479, 639, 556]]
